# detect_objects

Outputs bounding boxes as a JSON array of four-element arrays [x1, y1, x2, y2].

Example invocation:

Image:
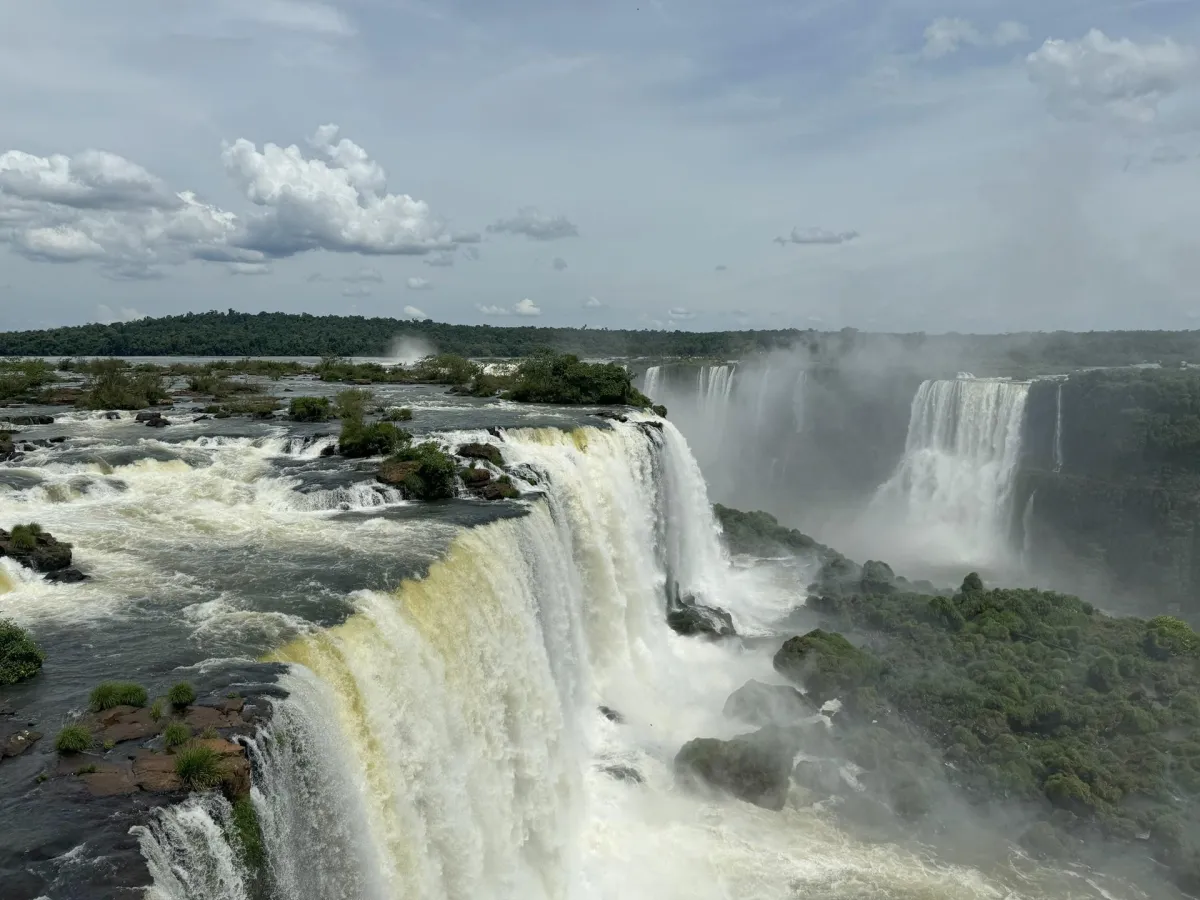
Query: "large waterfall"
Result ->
[[1053, 382, 1064, 473], [868, 377, 1030, 572], [121, 418, 1055, 900]]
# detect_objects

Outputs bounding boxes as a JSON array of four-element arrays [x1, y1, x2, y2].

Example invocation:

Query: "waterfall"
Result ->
[[869, 377, 1030, 570], [641, 366, 662, 399], [134, 795, 253, 900], [1053, 382, 1064, 473], [697, 365, 734, 419], [1021, 490, 1037, 571]]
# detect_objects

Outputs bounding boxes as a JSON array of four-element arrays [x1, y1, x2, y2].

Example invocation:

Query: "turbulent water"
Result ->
[[0, 377, 1150, 900], [866, 377, 1030, 574]]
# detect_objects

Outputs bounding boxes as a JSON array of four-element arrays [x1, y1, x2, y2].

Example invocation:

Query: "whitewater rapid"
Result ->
[[1, 410, 1143, 900]]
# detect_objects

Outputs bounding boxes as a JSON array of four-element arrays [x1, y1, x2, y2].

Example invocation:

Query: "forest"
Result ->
[[7, 311, 1200, 370]]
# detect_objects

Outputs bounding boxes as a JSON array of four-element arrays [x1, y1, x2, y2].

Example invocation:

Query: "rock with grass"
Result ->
[[675, 727, 798, 811], [724, 680, 818, 726], [377, 442, 458, 500], [89, 682, 148, 712], [457, 442, 503, 467], [1, 727, 42, 759], [288, 396, 333, 422], [168, 682, 197, 710], [0, 619, 45, 685], [55, 724, 93, 754], [478, 475, 521, 501], [0, 523, 73, 573], [163, 722, 192, 749]]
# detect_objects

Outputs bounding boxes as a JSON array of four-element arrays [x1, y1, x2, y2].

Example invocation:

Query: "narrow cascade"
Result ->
[[697, 365, 734, 420], [1021, 489, 1037, 570], [869, 377, 1030, 570], [1053, 382, 1064, 472], [641, 365, 662, 399], [134, 795, 253, 900]]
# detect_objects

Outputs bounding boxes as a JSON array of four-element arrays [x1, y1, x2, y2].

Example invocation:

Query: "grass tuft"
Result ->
[[55, 724, 92, 754], [174, 744, 225, 790], [163, 722, 192, 749], [89, 681, 148, 711], [167, 681, 197, 709]]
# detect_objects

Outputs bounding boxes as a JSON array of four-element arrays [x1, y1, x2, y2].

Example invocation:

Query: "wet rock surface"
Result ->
[[0, 526, 73, 573]]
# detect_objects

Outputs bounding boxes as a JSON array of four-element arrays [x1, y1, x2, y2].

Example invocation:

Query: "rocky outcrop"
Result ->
[[0, 525, 73, 573], [674, 727, 798, 810], [723, 679, 817, 726], [44, 567, 88, 584], [135, 411, 169, 428], [477, 478, 520, 501], [0, 415, 54, 426], [457, 442, 503, 467], [461, 466, 493, 487], [665, 585, 736, 638], [0, 431, 12, 461], [2, 727, 42, 759], [773, 629, 881, 705]]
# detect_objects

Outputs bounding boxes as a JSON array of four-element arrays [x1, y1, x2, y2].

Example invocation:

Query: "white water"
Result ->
[[868, 377, 1030, 572], [698, 365, 735, 422], [641, 366, 662, 400], [1053, 382, 1064, 473]]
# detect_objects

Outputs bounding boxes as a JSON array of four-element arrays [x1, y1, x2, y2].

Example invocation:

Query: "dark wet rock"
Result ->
[[144, 417, 169, 428], [592, 411, 629, 423], [602, 764, 643, 783], [1, 728, 42, 759], [487, 426, 505, 440], [0, 433, 12, 461], [131, 750, 183, 793], [478, 479, 520, 501], [96, 707, 159, 745], [0, 415, 54, 425], [44, 567, 88, 584], [724, 680, 817, 726], [667, 601, 735, 638], [103, 411, 121, 420], [194, 414, 212, 422], [377, 458, 420, 488], [134, 411, 162, 422], [598, 705, 624, 723], [0, 526, 73, 573], [675, 728, 796, 811], [638, 420, 664, 431], [461, 466, 492, 487], [457, 442, 503, 467]]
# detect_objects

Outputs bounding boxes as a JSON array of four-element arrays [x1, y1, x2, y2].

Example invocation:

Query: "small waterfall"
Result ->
[[697, 365, 734, 419], [641, 366, 662, 399], [134, 795, 253, 900], [870, 377, 1030, 569], [1021, 490, 1037, 571], [1053, 382, 1064, 473]]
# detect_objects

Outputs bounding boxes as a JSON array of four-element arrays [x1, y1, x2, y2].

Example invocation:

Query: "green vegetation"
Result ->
[[174, 743, 226, 790], [506, 352, 654, 407], [288, 396, 333, 422], [382, 407, 413, 422], [75, 764, 98, 775], [379, 442, 458, 500], [168, 681, 197, 709], [229, 795, 267, 871], [54, 724, 92, 754], [150, 698, 166, 721], [714, 505, 832, 559], [0, 358, 57, 403], [163, 722, 192, 749], [89, 681, 148, 711], [75, 359, 167, 410], [334, 388, 373, 420], [203, 396, 280, 418], [8, 523, 42, 551], [0, 619, 45, 685], [335, 388, 410, 457]]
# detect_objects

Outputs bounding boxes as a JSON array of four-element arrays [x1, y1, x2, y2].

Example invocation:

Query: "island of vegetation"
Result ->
[[684, 505, 1200, 893]]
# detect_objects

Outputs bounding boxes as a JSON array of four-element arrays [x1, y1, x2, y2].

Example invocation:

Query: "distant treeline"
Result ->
[[5, 311, 1200, 370]]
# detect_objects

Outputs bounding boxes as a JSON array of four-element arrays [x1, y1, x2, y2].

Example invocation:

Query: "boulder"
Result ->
[[791, 758, 845, 796], [44, 567, 88, 584], [457, 443, 503, 467], [0, 526, 73, 573], [772, 629, 882, 705], [601, 764, 643, 783], [134, 411, 162, 423], [675, 728, 796, 811], [103, 411, 121, 420], [0, 415, 54, 426], [377, 458, 419, 487], [478, 479, 520, 501], [723, 680, 817, 726], [598, 705, 624, 723], [96, 707, 158, 745], [144, 417, 169, 428], [0, 433, 12, 461], [1, 728, 42, 759], [667, 602, 735, 638]]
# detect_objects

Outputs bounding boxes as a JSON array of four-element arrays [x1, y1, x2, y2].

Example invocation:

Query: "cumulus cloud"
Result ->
[[228, 261, 271, 275], [487, 207, 579, 240], [403, 305, 427, 318], [477, 298, 542, 317], [342, 285, 371, 298], [0, 125, 470, 277], [96, 304, 145, 324], [922, 17, 1029, 59], [406, 276, 432, 290], [1026, 30, 1197, 123], [774, 227, 859, 246], [552, 256, 568, 271], [583, 296, 603, 308], [343, 266, 382, 283]]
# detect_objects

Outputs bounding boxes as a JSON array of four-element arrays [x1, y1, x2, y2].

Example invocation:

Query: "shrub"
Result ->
[[8, 523, 42, 551], [76, 360, 167, 410], [89, 681, 148, 711], [288, 396, 333, 422], [163, 722, 192, 749], [506, 351, 647, 406], [339, 420, 409, 458], [168, 681, 197, 709], [382, 407, 413, 422], [150, 698, 166, 721], [0, 619, 46, 685], [174, 744, 225, 790], [75, 764, 98, 775], [381, 442, 458, 500], [55, 724, 92, 754], [334, 388, 374, 420]]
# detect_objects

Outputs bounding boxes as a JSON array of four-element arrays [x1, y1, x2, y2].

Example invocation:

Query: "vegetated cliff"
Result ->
[[1018, 368, 1200, 618]]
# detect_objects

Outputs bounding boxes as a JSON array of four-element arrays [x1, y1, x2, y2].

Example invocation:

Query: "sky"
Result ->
[[2, 0, 1200, 334]]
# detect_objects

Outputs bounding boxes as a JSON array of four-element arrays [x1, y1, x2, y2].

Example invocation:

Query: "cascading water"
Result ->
[[641, 366, 662, 400], [1053, 382, 1064, 473], [697, 365, 734, 420], [868, 377, 1030, 572]]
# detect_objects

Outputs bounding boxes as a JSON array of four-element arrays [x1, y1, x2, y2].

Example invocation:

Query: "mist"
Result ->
[[386, 334, 436, 366]]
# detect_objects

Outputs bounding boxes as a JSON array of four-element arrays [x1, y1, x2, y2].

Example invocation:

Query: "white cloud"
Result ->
[[15, 226, 105, 261], [774, 227, 859, 246], [668, 306, 695, 320], [342, 285, 371, 297], [228, 261, 271, 275], [403, 305, 427, 318], [487, 207, 578, 240], [95, 304, 145, 324], [921, 17, 1030, 58], [1026, 30, 1198, 123], [477, 297, 542, 317], [406, 276, 432, 290], [343, 266, 383, 283], [0, 149, 178, 210], [583, 296, 603, 308], [552, 256, 568, 271], [226, 0, 356, 37]]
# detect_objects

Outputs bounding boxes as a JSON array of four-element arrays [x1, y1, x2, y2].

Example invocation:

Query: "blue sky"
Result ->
[[1, 0, 1199, 333]]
